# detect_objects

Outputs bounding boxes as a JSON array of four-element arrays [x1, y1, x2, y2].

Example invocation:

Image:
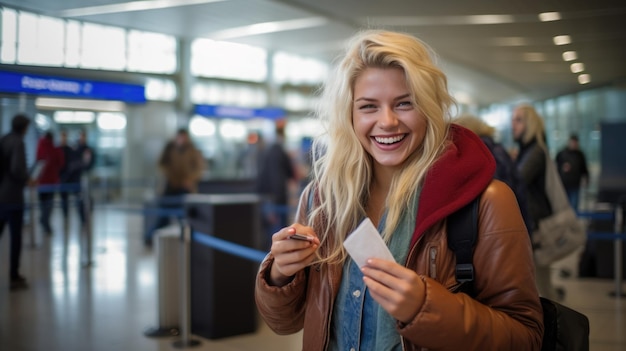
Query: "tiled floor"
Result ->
[[1, 204, 625, 351]]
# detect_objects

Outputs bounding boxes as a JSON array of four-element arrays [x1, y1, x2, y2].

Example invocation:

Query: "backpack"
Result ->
[[447, 197, 590, 351]]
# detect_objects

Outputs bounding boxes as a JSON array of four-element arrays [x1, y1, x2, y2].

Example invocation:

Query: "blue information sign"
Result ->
[[194, 104, 285, 120], [0, 70, 146, 103]]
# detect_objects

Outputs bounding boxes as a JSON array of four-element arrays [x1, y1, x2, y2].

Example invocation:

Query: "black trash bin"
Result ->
[[185, 193, 262, 339]]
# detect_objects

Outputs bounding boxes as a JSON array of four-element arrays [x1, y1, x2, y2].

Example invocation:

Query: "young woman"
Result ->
[[255, 30, 543, 350], [512, 104, 560, 300]]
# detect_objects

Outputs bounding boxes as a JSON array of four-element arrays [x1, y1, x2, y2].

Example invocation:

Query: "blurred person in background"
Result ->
[[454, 114, 533, 232], [35, 131, 64, 236], [512, 103, 563, 300], [256, 122, 298, 245], [0, 114, 32, 290], [145, 128, 205, 247], [237, 131, 265, 179], [556, 134, 589, 211], [58, 129, 94, 230]]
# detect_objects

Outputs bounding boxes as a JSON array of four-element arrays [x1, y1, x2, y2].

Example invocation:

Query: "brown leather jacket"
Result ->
[[255, 126, 543, 350]]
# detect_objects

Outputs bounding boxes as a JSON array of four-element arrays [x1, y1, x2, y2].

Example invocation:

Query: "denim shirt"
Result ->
[[328, 191, 419, 351]]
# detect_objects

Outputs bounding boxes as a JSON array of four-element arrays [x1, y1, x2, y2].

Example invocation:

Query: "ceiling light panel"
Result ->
[[523, 52, 546, 62], [570, 62, 585, 73], [58, 0, 228, 17], [207, 17, 328, 40], [578, 74, 591, 84], [538, 12, 561, 22], [553, 35, 571, 45], [491, 37, 528, 46], [35, 97, 125, 112], [562, 51, 577, 61], [361, 14, 514, 26]]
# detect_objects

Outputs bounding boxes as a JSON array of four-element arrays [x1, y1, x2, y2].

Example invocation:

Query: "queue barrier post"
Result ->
[[81, 177, 94, 267], [144, 225, 181, 338], [28, 186, 37, 248], [172, 220, 201, 348], [610, 202, 625, 298]]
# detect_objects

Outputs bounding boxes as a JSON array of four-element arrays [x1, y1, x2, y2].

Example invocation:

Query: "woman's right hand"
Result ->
[[268, 223, 320, 287]]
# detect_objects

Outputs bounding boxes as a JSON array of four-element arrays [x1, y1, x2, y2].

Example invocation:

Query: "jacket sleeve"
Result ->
[[11, 140, 30, 186], [518, 146, 545, 186], [399, 181, 544, 350], [83, 146, 95, 171], [254, 184, 313, 334], [36, 139, 44, 161]]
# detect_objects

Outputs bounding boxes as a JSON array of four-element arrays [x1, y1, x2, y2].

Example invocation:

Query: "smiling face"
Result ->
[[352, 67, 427, 173]]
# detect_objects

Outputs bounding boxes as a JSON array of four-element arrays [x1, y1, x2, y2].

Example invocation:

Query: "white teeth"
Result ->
[[374, 135, 405, 144]]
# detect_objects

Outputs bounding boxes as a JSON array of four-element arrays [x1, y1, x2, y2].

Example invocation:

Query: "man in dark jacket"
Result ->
[[556, 134, 589, 211], [59, 129, 94, 228], [256, 125, 297, 246], [0, 114, 31, 290]]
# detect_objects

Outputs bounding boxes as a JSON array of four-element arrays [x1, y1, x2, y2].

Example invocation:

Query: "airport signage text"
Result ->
[[194, 104, 285, 120], [0, 71, 146, 103]]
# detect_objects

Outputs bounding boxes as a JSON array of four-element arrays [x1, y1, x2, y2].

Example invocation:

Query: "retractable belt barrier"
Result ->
[[193, 231, 266, 263], [577, 211, 615, 221]]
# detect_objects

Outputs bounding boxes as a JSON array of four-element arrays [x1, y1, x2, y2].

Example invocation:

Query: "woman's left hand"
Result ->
[[361, 258, 426, 324]]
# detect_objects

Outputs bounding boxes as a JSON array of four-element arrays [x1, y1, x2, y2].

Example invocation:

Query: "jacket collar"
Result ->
[[410, 124, 495, 246]]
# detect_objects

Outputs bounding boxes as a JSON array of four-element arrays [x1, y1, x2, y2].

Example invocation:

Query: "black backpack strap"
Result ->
[[447, 196, 480, 294]]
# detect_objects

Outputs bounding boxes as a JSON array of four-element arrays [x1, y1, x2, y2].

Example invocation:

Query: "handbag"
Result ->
[[540, 297, 590, 351], [533, 147, 586, 267]]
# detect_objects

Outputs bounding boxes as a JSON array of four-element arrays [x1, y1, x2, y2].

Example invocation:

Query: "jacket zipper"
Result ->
[[400, 234, 427, 351], [323, 266, 334, 351], [429, 246, 437, 279]]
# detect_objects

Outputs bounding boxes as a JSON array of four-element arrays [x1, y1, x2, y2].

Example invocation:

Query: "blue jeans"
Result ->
[[567, 189, 580, 211], [38, 192, 55, 233], [60, 190, 87, 225]]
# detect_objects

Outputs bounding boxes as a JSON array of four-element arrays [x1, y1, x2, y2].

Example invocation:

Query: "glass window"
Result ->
[[97, 112, 127, 130], [272, 51, 329, 85], [554, 96, 576, 148], [282, 89, 318, 112], [189, 115, 217, 137], [16, 11, 37, 65], [1, 8, 17, 63], [191, 81, 268, 107], [191, 38, 267, 82], [127, 30, 177, 74], [39, 15, 65, 66], [16, 12, 64, 66], [145, 78, 177, 101], [81, 22, 126, 70], [53, 110, 96, 124], [65, 20, 81, 67]]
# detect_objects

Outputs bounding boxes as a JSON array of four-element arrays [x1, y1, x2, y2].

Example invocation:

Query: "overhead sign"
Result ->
[[194, 104, 285, 120], [0, 70, 146, 103]]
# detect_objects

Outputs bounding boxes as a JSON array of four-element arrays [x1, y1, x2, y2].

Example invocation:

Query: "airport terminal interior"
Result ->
[[0, 204, 623, 351], [1, 1, 626, 350]]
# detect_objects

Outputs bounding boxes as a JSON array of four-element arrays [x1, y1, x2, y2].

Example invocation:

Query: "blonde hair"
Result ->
[[515, 104, 547, 147], [309, 30, 454, 264], [454, 114, 495, 138]]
